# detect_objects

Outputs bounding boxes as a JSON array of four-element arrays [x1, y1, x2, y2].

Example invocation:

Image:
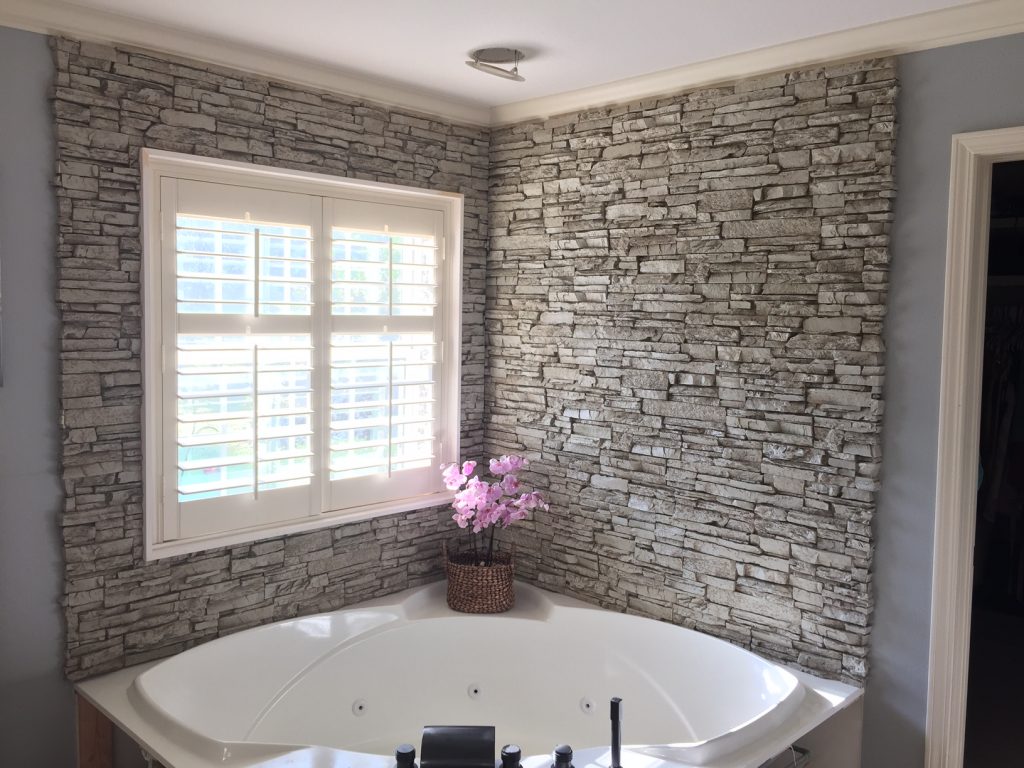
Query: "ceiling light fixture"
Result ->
[[466, 47, 526, 82]]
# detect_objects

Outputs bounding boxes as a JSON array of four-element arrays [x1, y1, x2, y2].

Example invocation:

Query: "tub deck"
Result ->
[[75, 581, 861, 768]]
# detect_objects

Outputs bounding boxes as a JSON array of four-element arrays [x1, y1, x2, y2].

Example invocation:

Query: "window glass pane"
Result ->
[[392, 420, 432, 442], [392, 265, 435, 284], [331, 365, 388, 389], [179, 394, 254, 420], [178, 468, 255, 502], [175, 215, 312, 316], [178, 253, 251, 278], [393, 383, 433, 405], [392, 338, 436, 364], [179, 422, 251, 445], [258, 231, 312, 316], [332, 386, 388, 408], [392, 439, 433, 463], [332, 283, 388, 314], [329, 333, 436, 480], [392, 244, 436, 265], [331, 228, 437, 317], [332, 262, 388, 283], [175, 334, 313, 501], [392, 401, 433, 423], [330, 404, 386, 430], [332, 240, 388, 261], [263, 258, 312, 280], [256, 337, 313, 490], [391, 234, 435, 247], [391, 363, 432, 384], [333, 230, 389, 244], [330, 445, 389, 480]]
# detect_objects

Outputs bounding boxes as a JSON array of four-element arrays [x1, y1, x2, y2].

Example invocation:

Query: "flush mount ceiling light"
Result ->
[[466, 47, 526, 82]]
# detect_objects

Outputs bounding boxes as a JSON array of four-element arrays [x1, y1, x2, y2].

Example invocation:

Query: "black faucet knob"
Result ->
[[553, 744, 573, 768], [501, 744, 522, 768], [396, 743, 417, 768]]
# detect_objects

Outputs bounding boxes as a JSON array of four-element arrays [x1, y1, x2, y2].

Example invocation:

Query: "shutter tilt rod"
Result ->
[[252, 342, 259, 499], [253, 227, 260, 318]]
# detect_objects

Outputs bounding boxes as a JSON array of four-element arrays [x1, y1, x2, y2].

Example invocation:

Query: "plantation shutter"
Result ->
[[154, 171, 457, 548]]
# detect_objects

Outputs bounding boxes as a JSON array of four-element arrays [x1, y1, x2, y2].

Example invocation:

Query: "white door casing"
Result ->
[[927, 126, 1024, 768]]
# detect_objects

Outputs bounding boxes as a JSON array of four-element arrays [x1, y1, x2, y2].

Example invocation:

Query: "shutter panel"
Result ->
[[329, 332, 436, 479], [324, 199, 445, 511], [166, 182, 319, 539]]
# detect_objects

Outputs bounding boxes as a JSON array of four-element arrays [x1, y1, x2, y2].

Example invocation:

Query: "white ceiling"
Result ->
[[61, 0, 976, 107], [5, 0, 1021, 123]]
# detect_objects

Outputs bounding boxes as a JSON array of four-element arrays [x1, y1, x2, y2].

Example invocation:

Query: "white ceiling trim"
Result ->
[[492, 0, 1024, 125], [0, 0, 493, 126], [2, 0, 1023, 128]]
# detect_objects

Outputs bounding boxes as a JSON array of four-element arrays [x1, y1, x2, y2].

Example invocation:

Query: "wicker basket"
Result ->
[[443, 541, 515, 613]]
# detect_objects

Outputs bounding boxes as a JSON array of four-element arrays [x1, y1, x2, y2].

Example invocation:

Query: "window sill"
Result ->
[[144, 489, 456, 561]]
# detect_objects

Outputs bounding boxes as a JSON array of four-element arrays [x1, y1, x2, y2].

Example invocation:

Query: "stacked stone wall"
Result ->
[[53, 38, 489, 679], [54, 35, 894, 685], [486, 59, 896, 683]]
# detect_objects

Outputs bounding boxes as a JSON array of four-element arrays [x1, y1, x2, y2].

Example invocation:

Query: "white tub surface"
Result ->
[[78, 582, 860, 768]]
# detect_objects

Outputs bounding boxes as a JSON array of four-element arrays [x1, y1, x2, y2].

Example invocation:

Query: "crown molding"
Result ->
[[1, 0, 1023, 128], [0, 0, 493, 126], [490, 0, 1024, 125]]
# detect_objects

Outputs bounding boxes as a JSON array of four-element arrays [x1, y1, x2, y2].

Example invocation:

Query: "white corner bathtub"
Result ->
[[78, 582, 861, 768]]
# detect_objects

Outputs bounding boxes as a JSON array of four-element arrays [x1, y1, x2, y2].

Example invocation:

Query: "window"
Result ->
[[142, 150, 462, 559]]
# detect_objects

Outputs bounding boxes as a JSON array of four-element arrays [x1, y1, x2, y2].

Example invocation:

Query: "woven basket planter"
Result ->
[[443, 541, 515, 613]]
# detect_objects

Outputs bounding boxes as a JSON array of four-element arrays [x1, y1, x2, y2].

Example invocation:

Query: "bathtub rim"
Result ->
[[74, 580, 862, 768]]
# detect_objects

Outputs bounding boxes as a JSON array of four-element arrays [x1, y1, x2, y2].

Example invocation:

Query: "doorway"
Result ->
[[926, 128, 1024, 768], [963, 159, 1024, 767]]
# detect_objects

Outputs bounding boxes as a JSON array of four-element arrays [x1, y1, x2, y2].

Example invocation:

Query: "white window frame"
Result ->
[[141, 149, 462, 560]]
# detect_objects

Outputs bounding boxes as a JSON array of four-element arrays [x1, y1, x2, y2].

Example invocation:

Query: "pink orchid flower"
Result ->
[[443, 454, 547, 560]]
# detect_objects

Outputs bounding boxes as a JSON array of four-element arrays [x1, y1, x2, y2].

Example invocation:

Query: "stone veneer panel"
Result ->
[[486, 59, 896, 683], [52, 38, 489, 679], [55, 36, 894, 686]]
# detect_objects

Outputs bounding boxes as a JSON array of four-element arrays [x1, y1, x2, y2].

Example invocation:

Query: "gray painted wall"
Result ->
[[865, 31, 1024, 767], [0, 26, 72, 767]]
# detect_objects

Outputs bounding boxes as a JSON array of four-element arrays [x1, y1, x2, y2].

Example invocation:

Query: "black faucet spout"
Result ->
[[610, 697, 623, 768]]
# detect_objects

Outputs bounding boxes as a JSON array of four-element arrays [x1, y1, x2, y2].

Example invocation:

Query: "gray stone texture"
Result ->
[[53, 37, 489, 680], [54, 35, 894, 688], [486, 60, 896, 684]]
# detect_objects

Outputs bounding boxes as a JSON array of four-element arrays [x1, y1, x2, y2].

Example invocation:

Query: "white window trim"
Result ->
[[141, 149, 462, 560]]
